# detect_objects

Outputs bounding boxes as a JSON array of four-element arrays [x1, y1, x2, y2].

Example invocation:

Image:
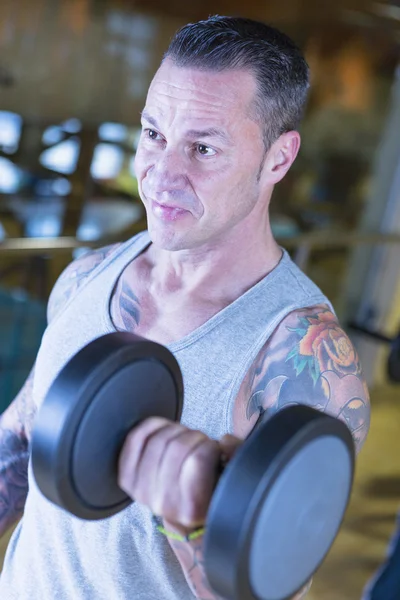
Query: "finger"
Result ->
[[135, 423, 189, 507], [218, 434, 242, 462], [157, 430, 212, 522], [118, 417, 172, 496], [178, 437, 221, 527]]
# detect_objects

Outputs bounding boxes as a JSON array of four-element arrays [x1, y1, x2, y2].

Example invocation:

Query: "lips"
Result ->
[[153, 200, 187, 212], [151, 200, 190, 222]]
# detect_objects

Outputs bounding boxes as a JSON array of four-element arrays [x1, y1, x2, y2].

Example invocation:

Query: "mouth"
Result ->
[[150, 200, 191, 222]]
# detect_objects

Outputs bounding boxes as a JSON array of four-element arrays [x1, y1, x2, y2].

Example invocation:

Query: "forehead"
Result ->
[[145, 59, 258, 121]]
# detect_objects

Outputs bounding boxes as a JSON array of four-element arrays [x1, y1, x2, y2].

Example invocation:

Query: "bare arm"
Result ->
[[165, 304, 370, 598], [166, 531, 312, 600], [240, 304, 370, 453], [0, 243, 120, 538], [0, 370, 34, 537]]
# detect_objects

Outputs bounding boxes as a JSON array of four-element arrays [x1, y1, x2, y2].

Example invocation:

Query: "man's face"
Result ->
[[134, 59, 267, 251]]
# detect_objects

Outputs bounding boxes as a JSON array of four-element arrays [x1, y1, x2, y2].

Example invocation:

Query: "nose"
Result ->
[[146, 148, 188, 193]]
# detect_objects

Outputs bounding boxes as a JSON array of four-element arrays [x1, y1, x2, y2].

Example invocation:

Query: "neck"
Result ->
[[146, 215, 282, 303]]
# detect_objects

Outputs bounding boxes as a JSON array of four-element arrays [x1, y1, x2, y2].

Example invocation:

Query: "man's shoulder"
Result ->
[[233, 304, 370, 453], [47, 243, 121, 324], [250, 303, 342, 369]]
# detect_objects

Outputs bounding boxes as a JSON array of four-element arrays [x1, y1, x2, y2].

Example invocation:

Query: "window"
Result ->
[[91, 143, 124, 180], [40, 138, 80, 174], [0, 158, 22, 193], [0, 111, 22, 154]]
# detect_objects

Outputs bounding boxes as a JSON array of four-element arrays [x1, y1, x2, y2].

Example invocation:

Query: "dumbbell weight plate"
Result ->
[[31, 332, 183, 520], [204, 405, 355, 600]]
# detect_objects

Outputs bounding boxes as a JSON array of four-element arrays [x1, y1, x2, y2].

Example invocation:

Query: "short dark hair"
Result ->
[[164, 15, 310, 150]]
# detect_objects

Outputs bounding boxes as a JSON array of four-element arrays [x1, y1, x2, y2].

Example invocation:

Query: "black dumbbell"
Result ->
[[31, 332, 355, 600]]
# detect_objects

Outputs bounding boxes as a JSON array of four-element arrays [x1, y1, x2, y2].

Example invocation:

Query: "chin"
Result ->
[[147, 222, 193, 251]]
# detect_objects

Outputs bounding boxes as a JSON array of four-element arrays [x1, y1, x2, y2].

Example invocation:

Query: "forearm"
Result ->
[[0, 427, 29, 537], [166, 524, 312, 600], [167, 531, 221, 600]]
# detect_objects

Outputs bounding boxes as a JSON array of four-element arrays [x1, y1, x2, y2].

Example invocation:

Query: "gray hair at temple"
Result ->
[[164, 15, 310, 151]]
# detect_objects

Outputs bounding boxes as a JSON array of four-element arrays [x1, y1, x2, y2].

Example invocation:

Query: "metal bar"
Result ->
[[0, 237, 93, 254], [348, 322, 393, 344], [279, 232, 400, 249]]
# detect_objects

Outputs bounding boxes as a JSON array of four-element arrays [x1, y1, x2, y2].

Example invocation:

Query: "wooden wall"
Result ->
[[0, 0, 385, 125], [0, 0, 184, 124]]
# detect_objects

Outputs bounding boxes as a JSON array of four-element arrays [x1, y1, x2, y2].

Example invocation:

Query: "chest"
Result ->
[[109, 259, 229, 346], [32, 250, 299, 446]]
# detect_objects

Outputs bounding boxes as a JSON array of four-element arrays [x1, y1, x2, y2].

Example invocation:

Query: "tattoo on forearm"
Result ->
[[187, 541, 214, 599], [170, 537, 223, 599], [0, 428, 29, 533], [171, 536, 310, 599], [247, 308, 370, 452]]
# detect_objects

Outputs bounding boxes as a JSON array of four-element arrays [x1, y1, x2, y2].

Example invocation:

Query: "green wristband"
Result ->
[[156, 522, 206, 542]]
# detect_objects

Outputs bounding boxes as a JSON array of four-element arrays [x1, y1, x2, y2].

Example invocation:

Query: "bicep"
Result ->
[[233, 305, 370, 453]]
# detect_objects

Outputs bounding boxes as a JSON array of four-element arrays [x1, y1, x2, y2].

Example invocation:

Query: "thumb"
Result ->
[[218, 434, 242, 464]]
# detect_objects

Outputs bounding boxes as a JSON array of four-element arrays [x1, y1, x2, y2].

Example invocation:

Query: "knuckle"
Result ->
[[124, 417, 169, 452], [186, 450, 205, 472], [192, 438, 220, 467], [144, 416, 171, 429], [123, 427, 145, 454], [169, 429, 204, 453], [183, 451, 212, 489]]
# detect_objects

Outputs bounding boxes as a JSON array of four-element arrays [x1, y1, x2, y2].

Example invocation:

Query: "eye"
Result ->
[[196, 144, 217, 157], [145, 129, 161, 141]]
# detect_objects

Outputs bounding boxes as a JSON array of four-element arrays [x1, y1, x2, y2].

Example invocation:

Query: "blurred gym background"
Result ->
[[0, 1, 399, 598]]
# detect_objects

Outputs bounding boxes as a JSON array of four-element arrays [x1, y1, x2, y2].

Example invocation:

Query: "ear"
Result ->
[[260, 131, 301, 185]]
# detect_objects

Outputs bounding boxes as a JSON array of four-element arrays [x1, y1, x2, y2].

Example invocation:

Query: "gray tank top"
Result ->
[[0, 231, 332, 600]]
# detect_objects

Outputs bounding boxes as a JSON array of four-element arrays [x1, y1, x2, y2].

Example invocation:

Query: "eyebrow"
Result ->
[[141, 111, 230, 144]]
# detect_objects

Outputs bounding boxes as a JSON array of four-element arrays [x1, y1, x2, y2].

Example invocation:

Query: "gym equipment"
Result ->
[[32, 333, 184, 520], [348, 321, 400, 383], [31, 332, 355, 600]]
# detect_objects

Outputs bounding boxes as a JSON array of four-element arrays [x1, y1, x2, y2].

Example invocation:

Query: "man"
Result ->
[[0, 16, 370, 600]]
